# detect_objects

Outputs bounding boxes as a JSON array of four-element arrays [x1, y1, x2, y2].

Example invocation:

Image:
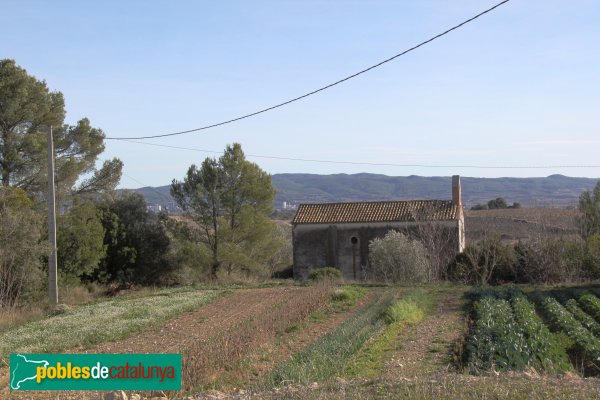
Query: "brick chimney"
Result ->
[[452, 175, 462, 208]]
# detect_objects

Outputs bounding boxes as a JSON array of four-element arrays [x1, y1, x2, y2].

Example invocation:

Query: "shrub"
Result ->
[[368, 230, 432, 283], [57, 201, 106, 279], [515, 237, 585, 283], [94, 193, 175, 286], [448, 235, 516, 285], [309, 267, 342, 282]]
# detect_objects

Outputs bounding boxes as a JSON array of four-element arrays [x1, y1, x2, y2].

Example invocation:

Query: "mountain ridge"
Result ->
[[124, 173, 599, 209]]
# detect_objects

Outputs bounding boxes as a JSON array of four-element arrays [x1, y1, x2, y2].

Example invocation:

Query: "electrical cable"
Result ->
[[106, 0, 511, 140], [119, 139, 600, 169]]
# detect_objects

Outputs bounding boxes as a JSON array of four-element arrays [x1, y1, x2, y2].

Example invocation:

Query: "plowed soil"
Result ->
[[2, 286, 373, 400]]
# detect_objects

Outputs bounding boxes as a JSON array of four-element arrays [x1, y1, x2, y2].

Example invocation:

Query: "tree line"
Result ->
[[0, 60, 290, 308]]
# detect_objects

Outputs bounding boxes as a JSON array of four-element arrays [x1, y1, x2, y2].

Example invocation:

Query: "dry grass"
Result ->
[[0, 307, 45, 336]]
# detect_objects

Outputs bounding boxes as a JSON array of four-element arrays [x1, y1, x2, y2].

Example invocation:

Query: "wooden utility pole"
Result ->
[[48, 125, 58, 305]]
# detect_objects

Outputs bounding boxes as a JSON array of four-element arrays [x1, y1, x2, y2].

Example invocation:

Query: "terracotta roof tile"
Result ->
[[292, 200, 458, 224]]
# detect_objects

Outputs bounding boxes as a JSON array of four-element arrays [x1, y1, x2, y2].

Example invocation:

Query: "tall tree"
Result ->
[[171, 143, 276, 278], [578, 181, 600, 240], [0, 59, 121, 196], [95, 193, 173, 285]]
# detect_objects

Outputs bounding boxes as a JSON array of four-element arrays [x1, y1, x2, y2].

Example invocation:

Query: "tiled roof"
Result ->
[[292, 200, 458, 225]]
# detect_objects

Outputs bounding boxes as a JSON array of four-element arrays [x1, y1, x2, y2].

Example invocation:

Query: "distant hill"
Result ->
[[272, 174, 598, 208], [125, 174, 599, 210]]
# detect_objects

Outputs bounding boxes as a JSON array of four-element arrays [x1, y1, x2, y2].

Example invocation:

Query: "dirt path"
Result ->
[[383, 288, 466, 380]]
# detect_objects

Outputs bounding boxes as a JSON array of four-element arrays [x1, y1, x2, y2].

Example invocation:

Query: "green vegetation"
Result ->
[[171, 143, 278, 279], [510, 295, 571, 373], [535, 294, 600, 373], [578, 181, 600, 240], [0, 59, 122, 196], [577, 292, 600, 321], [384, 288, 432, 324], [368, 230, 433, 283], [564, 298, 600, 337], [264, 289, 395, 387], [0, 187, 47, 307], [331, 285, 367, 307], [0, 288, 220, 366], [183, 285, 332, 390], [94, 193, 174, 286], [345, 288, 435, 378], [309, 267, 342, 282], [449, 234, 594, 285], [464, 288, 571, 374], [471, 197, 521, 210]]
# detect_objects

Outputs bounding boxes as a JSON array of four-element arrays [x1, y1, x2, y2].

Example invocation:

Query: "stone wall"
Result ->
[[293, 221, 460, 280]]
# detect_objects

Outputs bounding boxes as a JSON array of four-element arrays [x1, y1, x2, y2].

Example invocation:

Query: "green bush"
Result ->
[[309, 267, 342, 282], [57, 201, 106, 279], [448, 235, 516, 285], [514, 237, 585, 284], [368, 230, 432, 283]]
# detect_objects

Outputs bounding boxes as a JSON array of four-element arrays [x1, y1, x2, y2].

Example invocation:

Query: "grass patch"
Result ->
[[332, 285, 368, 308], [263, 289, 395, 387], [0, 288, 222, 366], [345, 288, 436, 378], [0, 307, 46, 335]]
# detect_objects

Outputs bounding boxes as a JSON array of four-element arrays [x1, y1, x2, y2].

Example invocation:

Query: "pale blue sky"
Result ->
[[2, 0, 599, 188]]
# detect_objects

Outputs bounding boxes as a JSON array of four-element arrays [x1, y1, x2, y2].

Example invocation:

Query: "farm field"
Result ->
[[465, 208, 578, 243], [2, 284, 600, 399]]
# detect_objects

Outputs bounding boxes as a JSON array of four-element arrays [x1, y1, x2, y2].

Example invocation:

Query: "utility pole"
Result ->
[[48, 125, 58, 305]]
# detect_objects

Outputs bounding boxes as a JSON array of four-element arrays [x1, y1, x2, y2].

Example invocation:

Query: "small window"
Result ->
[[350, 236, 358, 245]]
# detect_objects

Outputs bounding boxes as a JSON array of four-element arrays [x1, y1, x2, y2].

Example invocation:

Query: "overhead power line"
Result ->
[[106, 0, 511, 140], [120, 139, 600, 170], [121, 172, 173, 202]]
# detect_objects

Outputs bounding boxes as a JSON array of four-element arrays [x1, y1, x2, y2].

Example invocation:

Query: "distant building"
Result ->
[[278, 201, 298, 211], [146, 204, 162, 213], [291, 175, 465, 280]]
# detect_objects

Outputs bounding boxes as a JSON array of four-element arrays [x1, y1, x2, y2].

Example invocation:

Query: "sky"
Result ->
[[1, 0, 599, 188]]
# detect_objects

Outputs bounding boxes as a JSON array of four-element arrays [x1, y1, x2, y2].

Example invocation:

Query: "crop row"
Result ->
[[534, 293, 600, 373], [465, 288, 570, 374], [182, 284, 333, 390], [265, 289, 396, 386]]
